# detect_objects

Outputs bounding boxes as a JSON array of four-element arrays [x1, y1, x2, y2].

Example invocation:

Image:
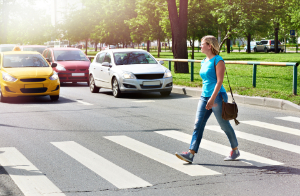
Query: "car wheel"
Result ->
[[90, 75, 100, 93], [264, 48, 267, 53], [112, 78, 122, 98], [50, 95, 59, 101], [160, 91, 171, 96], [0, 92, 8, 103], [254, 48, 257, 52]]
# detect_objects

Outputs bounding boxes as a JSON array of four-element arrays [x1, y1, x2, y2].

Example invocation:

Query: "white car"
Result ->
[[89, 49, 173, 97]]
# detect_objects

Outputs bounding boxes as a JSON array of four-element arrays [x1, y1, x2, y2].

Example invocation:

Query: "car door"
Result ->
[[93, 52, 105, 86], [256, 42, 264, 52], [100, 52, 112, 88]]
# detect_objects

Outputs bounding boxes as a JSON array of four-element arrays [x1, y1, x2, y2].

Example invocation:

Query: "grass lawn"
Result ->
[[87, 50, 300, 105]]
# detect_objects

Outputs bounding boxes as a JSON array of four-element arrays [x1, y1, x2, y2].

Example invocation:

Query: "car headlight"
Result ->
[[122, 71, 136, 79], [2, 72, 17, 82], [49, 72, 59, 80], [56, 64, 66, 71], [164, 69, 172, 78]]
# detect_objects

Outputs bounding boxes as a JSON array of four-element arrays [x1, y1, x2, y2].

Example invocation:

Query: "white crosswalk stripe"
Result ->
[[275, 116, 300, 123], [51, 141, 152, 189], [104, 135, 221, 176], [155, 130, 283, 167], [241, 120, 300, 136], [0, 147, 65, 196], [206, 125, 300, 155]]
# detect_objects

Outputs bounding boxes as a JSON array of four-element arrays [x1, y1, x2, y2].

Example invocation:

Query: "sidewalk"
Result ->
[[172, 85, 300, 112]]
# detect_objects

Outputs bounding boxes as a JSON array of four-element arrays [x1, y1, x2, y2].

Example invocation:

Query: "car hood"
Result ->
[[2, 67, 54, 77], [116, 64, 166, 74], [55, 61, 90, 69]]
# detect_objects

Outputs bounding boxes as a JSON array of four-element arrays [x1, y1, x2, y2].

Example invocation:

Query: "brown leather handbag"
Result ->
[[214, 59, 240, 125]]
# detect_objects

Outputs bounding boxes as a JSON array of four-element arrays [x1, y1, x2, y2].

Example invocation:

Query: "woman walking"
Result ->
[[175, 35, 240, 163]]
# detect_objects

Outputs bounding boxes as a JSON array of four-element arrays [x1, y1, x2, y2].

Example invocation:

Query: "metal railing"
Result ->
[[156, 58, 299, 95]]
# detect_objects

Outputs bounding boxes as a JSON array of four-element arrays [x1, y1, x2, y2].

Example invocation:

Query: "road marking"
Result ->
[[206, 125, 300, 155], [275, 116, 300, 124], [104, 136, 220, 176], [76, 100, 93, 105], [156, 130, 283, 167], [241, 120, 300, 136], [132, 100, 155, 103], [0, 147, 65, 196], [51, 141, 151, 189]]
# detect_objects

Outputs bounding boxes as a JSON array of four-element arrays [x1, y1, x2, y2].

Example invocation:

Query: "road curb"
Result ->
[[172, 85, 300, 112]]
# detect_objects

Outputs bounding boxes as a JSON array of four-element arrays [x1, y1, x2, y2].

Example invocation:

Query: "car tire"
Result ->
[[160, 91, 171, 96], [112, 78, 122, 98], [264, 48, 267, 53], [50, 95, 59, 101], [90, 75, 100, 93], [254, 48, 257, 52], [0, 92, 8, 103]]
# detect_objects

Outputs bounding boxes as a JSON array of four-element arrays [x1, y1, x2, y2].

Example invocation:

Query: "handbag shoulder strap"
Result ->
[[214, 57, 235, 102]]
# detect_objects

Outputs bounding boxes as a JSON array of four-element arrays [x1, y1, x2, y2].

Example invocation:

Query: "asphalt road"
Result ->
[[1, 83, 300, 196]]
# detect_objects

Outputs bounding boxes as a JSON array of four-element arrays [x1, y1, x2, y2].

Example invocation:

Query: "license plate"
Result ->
[[72, 73, 85, 76], [25, 84, 43, 88], [143, 81, 160, 86]]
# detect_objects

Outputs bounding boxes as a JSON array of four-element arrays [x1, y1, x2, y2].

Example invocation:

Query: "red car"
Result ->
[[42, 48, 90, 85]]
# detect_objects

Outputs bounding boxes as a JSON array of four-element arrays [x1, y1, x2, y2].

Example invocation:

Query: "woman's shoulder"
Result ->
[[215, 55, 224, 61]]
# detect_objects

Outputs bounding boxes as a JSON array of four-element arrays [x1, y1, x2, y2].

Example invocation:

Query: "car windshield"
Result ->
[[3, 54, 49, 68], [0, 46, 14, 52], [113, 52, 157, 65], [54, 50, 89, 61], [23, 47, 47, 54]]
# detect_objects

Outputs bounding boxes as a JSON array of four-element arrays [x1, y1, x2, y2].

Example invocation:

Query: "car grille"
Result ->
[[135, 74, 164, 80], [68, 77, 88, 80], [68, 69, 76, 71], [20, 88, 48, 93], [140, 84, 162, 89], [79, 69, 87, 71], [20, 78, 46, 82]]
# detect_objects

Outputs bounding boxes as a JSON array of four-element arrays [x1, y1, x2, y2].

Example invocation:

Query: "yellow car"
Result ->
[[0, 51, 60, 102]]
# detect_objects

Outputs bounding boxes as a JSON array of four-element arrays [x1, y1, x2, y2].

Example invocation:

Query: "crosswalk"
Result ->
[[0, 116, 299, 195]]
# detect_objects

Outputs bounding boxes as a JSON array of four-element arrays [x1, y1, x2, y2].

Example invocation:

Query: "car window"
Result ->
[[3, 54, 50, 68], [47, 50, 52, 62], [113, 51, 157, 65], [97, 53, 105, 63], [261, 41, 268, 44], [103, 53, 111, 63], [54, 50, 89, 61], [271, 41, 275, 45], [23, 47, 47, 54], [0, 46, 14, 52]]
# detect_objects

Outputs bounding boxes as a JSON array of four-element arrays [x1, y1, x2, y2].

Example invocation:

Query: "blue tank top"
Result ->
[[200, 55, 226, 97]]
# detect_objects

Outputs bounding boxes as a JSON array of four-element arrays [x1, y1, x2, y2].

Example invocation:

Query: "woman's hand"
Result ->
[[206, 97, 218, 110]]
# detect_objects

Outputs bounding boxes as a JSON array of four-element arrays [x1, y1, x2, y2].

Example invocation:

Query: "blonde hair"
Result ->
[[201, 35, 219, 55]]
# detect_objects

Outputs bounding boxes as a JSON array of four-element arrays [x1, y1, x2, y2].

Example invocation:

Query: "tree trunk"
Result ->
[[85, 39, 88, 55], [147, 40, 150, 52], [227, 38, 231, 53], [190, 39, 195, 59], [247, 34, 251, 53], [95, 41, 98, 52], [167, 0, 189, 73], [274, 22, 279, 53], [157, 39, 160, 57]]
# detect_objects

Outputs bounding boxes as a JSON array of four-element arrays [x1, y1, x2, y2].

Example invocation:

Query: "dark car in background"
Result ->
[[20, 45, 47, 54], [42, 48, 90, 85]]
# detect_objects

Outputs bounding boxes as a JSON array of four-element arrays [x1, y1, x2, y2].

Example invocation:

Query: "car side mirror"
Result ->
[[159, 61, 164, 65], [102, 62, 112, 68], [51, 63, 57, 68]]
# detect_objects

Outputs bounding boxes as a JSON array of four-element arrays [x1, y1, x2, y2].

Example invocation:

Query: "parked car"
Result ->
[[260, 40, 284, 52], [75, 45, 83, 49], [0, 51, 60, 102], [42, 48, 90, 85], [0, 44, 17, 52], [20, 45, 47, 54], [89, 49, 173, 97], [244, 41, 260, 52]]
